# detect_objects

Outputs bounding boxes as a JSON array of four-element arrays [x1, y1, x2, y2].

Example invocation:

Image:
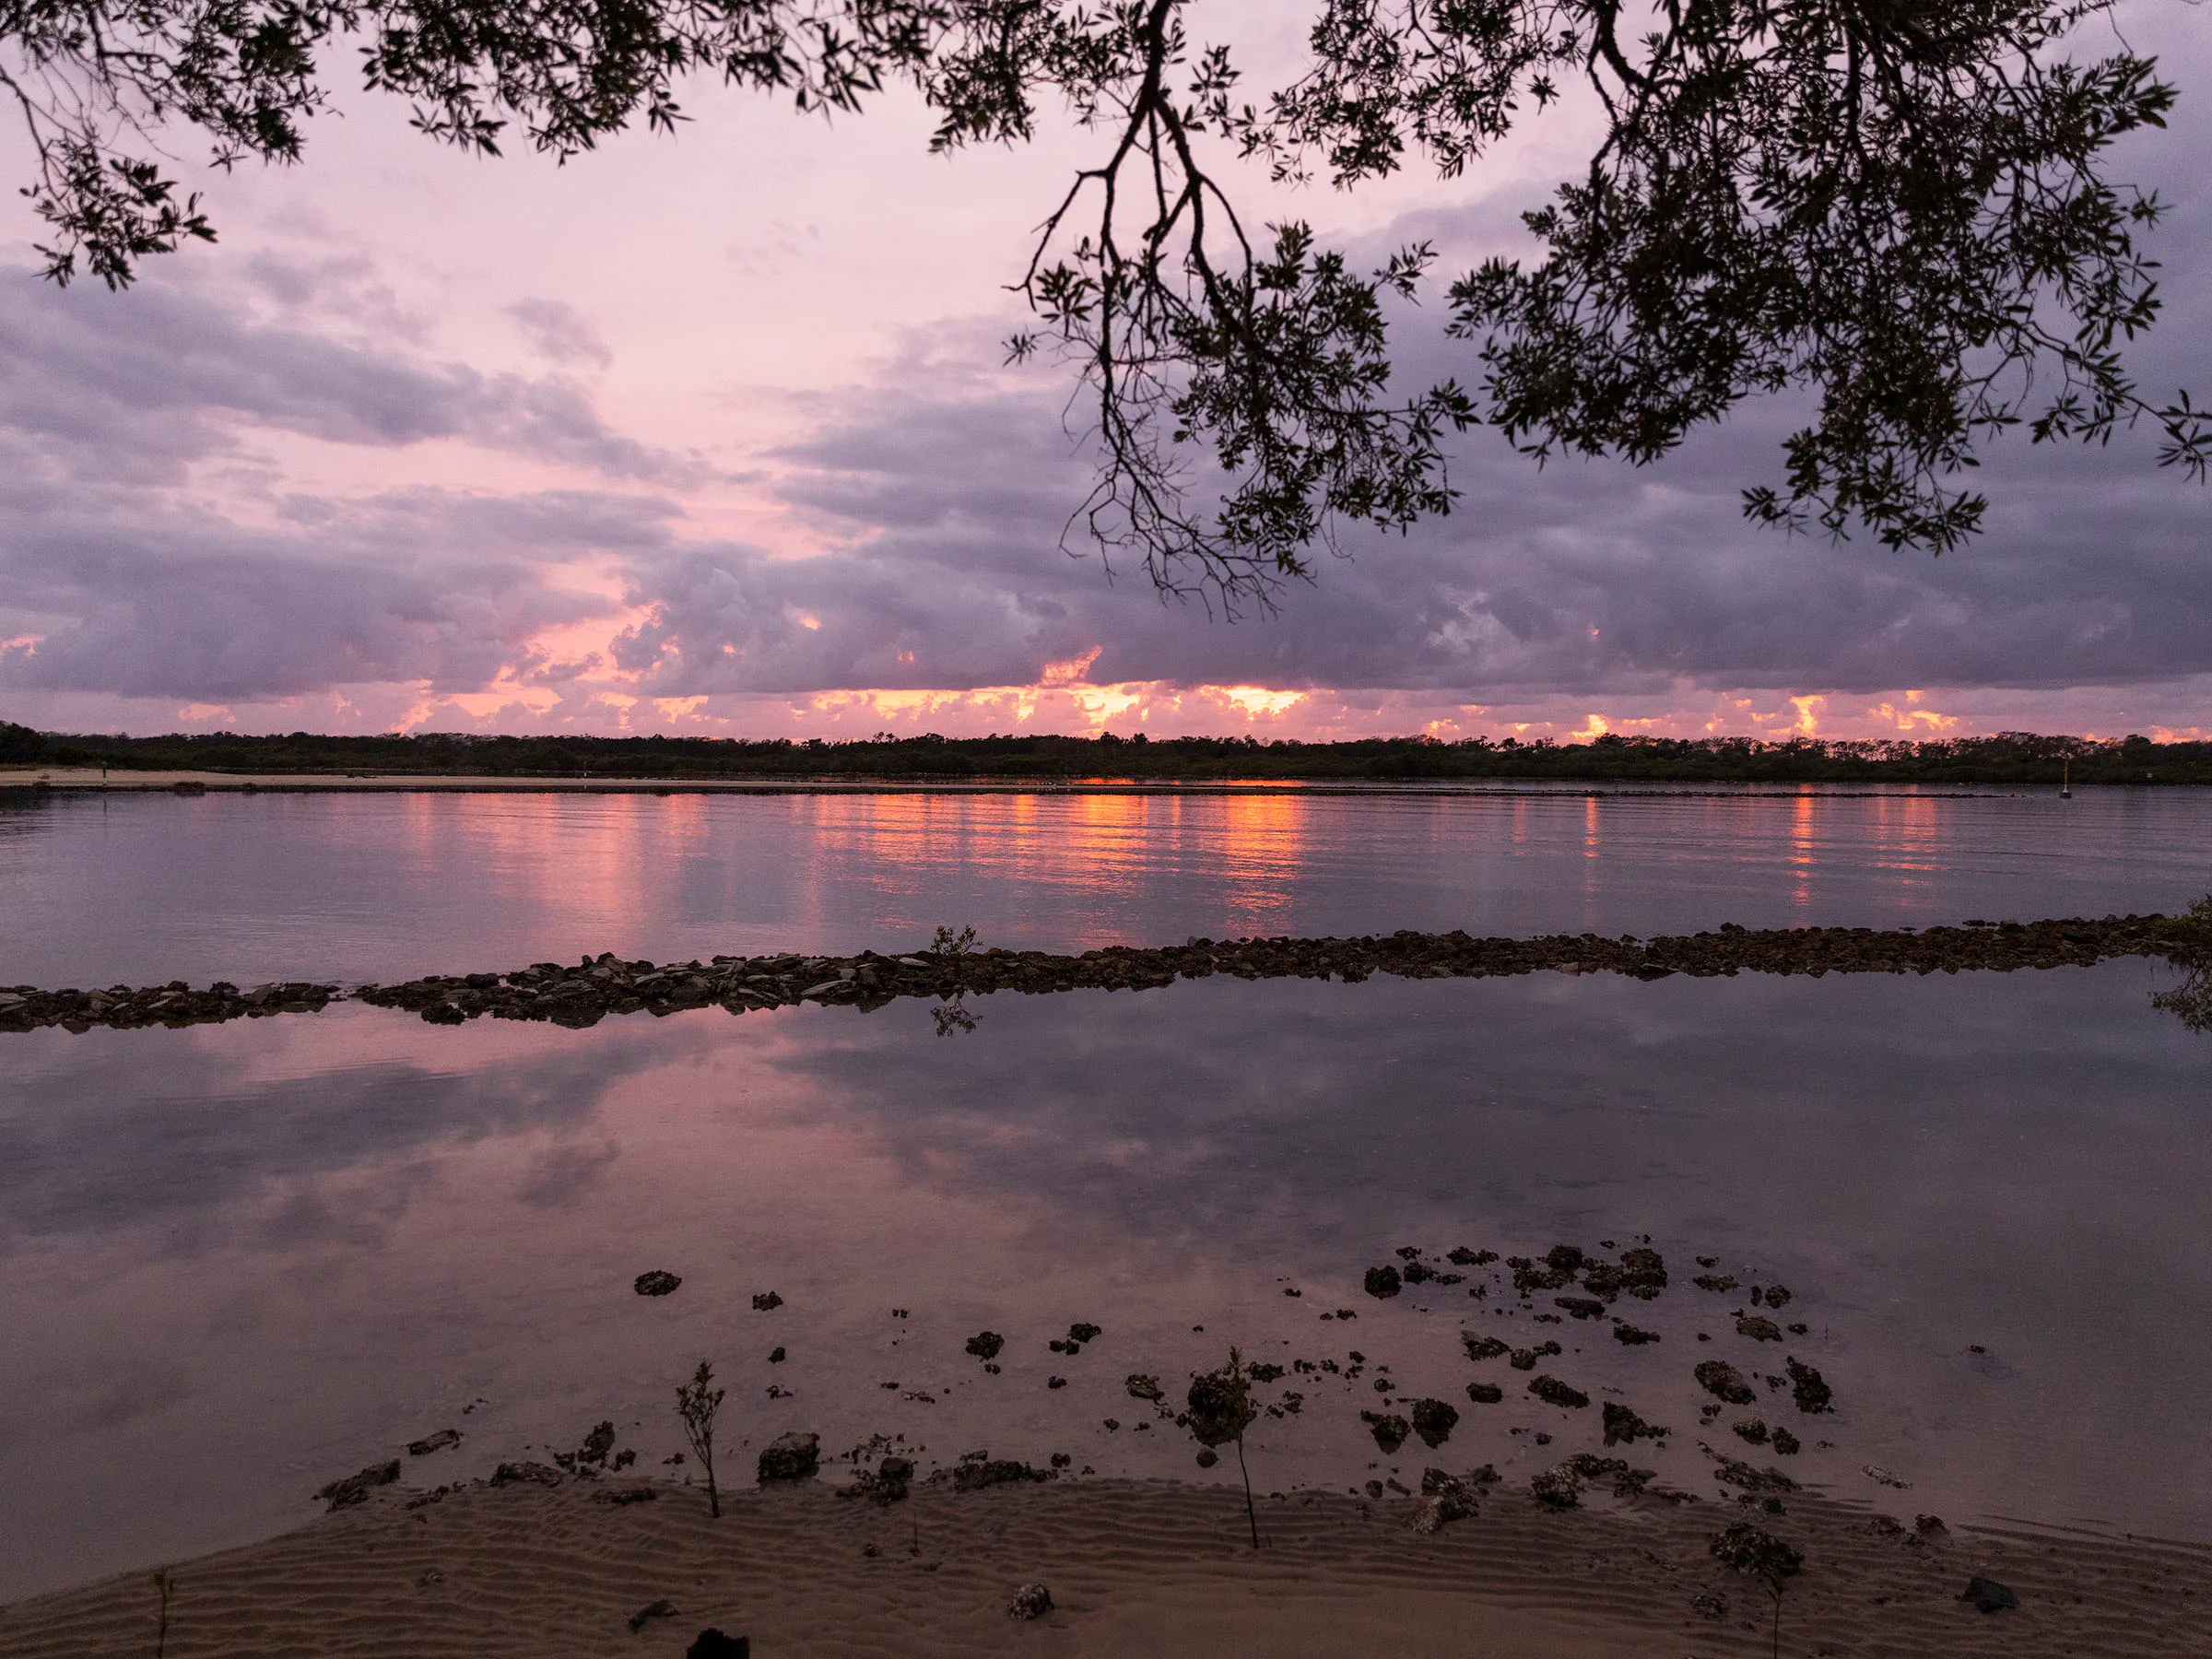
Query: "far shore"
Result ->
[[0, 765, 2010, 798]]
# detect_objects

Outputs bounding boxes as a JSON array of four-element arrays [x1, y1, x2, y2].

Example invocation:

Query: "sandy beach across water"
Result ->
[[6, 1474, 2204, 1659]]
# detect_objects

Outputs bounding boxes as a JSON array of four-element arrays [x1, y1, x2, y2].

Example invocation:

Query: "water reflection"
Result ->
[[4, 964, 2208, 1599], [4, 786, 2208, 987]]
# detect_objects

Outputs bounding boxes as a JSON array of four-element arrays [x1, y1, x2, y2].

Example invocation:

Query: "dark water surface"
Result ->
[[4, 960, 2208, 1599], [3, 783, 2208, 986]]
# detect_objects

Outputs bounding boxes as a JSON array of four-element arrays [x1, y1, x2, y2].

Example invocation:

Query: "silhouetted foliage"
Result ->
[[9, 724, 2212, 785], [6, 2, 2201, 601]]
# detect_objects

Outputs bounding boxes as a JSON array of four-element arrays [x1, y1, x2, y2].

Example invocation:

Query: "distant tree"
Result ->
[[5, 2, 2204, 604]]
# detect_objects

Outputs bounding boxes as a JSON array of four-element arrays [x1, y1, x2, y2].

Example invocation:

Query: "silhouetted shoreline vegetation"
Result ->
[[3, 722, 2209, 786]]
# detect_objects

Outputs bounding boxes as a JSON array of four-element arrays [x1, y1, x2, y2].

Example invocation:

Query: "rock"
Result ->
[[965, 1331, 1005, 1361], [1693, 1274, 1738, 1293], [952, 1456, 1048, 1492], [1732, 1418, 1770, 1444], [1554, 1296, 1606, 1320], [1613, 1323, 1661, 1345], [490, 1461, 562, 1488], [1446, 1246, 1483, 1265], [1711, 1455, 1797, 1494], [1526, 1374, 1590, 1409], [1364, 1265, 1403, 1299], [1862, 1465, 1910, 1489], [840, 1456, 913, 1506], [629, 1599, 680, 1633], [1771, 1429, 1801, 1455], [1547, 1243, 1585, 1274], [1408, 1466, 1486, 1535], [1462, 1334, 1511, 1361], [633, 1270, 681, 1297], [1067, 1322, 1102, 1343], [1601, 1402, 1667, 1445], [1530, 1464, 1582, 1508], [317, 1460, 401, 1510], [1763, 1284, 1792, 1309], [1695, 1360, 1757, 1405], [1008, 1583, 1055, 1620], [577, 1421, 615, 1466], [757, 1432, 819, 1483], [1361, 1411, 1411, 1453], [1125, 1373, 1164, 1403], [1915, 1513, 1949, 1538], [1786, 1358, 1833, 1413], [1402, 1261, 1435, 1284], [768, 1347, 785, 1364], [751, 1291, 783, 1312], [1466, 1382, 1504, 1405], [686, 1631, 749, 1659], [1508, 1341, 1561, 1371], [1410, 1398, 1459, 1447], [1960, 1576, 2020, 1614], [593, 1485, 659, 1506], [1046, 1376, 1067, 1390], [1690, 1592, 1728, 1619], [1735, 1315, 1783, 1341], [407, 1430, 461, 1456], [1194, 1447, 1219, 1468]]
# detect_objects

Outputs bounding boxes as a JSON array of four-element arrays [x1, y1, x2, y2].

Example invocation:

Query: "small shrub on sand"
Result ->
[[676, 1361, 726, 1518]]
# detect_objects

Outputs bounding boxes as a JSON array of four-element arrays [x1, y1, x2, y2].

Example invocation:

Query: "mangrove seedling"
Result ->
[[1187, 1349, 1261, 1549], [152, 1567, 175, 1659], [930, 924, 979, 959], [1710, 1522, 1804, 1659], [676, 1360, 726, 1518]]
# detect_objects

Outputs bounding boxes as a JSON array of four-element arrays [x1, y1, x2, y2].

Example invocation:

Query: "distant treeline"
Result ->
[[3, 721, 2208, 785]]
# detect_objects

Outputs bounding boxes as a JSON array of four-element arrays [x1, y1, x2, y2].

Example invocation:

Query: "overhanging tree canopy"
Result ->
[[5, 0, 2203, 606]]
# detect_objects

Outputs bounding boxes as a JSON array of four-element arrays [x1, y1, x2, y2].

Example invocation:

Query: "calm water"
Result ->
[[1, 783, 2206, 986], [1, 787, 2208, 1602]]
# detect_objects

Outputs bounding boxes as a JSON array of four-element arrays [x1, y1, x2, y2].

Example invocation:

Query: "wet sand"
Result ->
[[5, 1474, 2204, 1659]]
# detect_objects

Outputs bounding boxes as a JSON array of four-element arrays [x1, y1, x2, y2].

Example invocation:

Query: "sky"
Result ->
[[1, 4, 2209, 746]]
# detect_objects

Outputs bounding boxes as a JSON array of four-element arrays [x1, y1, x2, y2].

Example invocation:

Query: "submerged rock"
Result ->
[[965, 1331, 1005, 1361], [1410, 1397, 1459, 1447], [1364, 1265, 1404, 1299], [1601, 1402, 1667, 1446], [1465, 1382, 1504, 1405], [1526, 1374, 1590, 1409], [686, 1631, 748, 1659], [1695, 1360, 1758, 1405], [633, 1270, 681, 1297], [1786, 1358, 1833, 1413], [1735, 1315, 1783, 1342], [406, 1430, 461, 1456], [628, 1599, 679, 1633], [1362, 1411, 1411, 1453], [1462, 1334, 1511, 1361], [1613, 1323, 1661, 1345]]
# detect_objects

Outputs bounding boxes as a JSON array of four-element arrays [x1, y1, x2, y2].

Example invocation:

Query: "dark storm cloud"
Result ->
[[608, 371, 2212, 699], [0, 265, 688, 700], [611, 112, 2212, 701], [0, 267, 688, 483], [0, 489, 671, 698]]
